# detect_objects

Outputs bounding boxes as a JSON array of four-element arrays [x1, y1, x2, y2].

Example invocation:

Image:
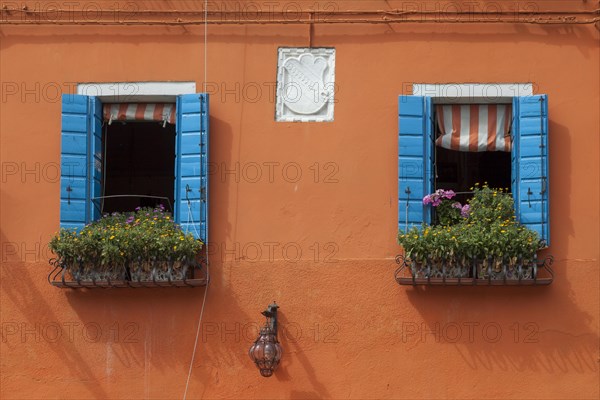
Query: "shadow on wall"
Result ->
[[0, 236, 243, 397], [399, 120, 596, 374], [276, 311, 331, 399], [548, 121, 573, 252], [208, 115, 235, 244], [1, 261, 111, 398], [402, 274, 598, 374]]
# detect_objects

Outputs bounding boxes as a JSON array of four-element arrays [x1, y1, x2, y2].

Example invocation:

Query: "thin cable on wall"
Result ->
[[183, 9, 209, 396], [182, 199, 208, 400]]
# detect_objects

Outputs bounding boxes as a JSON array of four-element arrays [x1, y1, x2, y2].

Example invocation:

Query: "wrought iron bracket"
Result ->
[[66, 185, 72, 205], [48, 258, 209, 289], [261, 302, 279, 334], [185, 184, 192, 205], [395, 254, 554, 286]]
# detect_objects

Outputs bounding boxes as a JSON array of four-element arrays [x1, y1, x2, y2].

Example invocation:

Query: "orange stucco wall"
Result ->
[[1, 1, 599, 399]]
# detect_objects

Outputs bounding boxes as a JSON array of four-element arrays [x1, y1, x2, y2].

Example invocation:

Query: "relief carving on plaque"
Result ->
[[276, 48, 336, 122]]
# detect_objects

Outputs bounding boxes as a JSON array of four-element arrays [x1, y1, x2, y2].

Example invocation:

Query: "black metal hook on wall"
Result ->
[[261, 302, 280, 334], [404, 186, 412, 232], [185, 184, 192, 205]]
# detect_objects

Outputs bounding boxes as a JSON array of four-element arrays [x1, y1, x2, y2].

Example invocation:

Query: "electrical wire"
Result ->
[[183, 7, 209, 396], [182, 198, 209, 400], [203, 0, 207, 93]]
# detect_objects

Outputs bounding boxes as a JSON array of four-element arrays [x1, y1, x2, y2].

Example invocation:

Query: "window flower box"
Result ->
[[396, 185, 553, 286], [48, 205, 206, 288]]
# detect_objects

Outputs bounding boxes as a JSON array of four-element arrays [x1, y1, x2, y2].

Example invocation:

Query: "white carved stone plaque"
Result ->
[[276, 48, 335, 122]]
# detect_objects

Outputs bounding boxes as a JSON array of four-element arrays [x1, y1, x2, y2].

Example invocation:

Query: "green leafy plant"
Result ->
[[422, 189, 468, 226], [49, 205, 203, 279], [398, 184, 542, 278]]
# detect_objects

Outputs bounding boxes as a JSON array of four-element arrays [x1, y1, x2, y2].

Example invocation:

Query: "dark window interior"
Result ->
[[435, 148, 511, 204], [101, 121, 175, 214]]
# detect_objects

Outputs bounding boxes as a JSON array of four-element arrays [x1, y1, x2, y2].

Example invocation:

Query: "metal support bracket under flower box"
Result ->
[[394, 255, 554, 286], [48, 259, 209, 289]]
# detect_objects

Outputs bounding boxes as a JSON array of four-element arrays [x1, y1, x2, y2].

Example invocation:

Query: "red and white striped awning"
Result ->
[[103, 103, 176, 125], [435, 104, 512, 152]]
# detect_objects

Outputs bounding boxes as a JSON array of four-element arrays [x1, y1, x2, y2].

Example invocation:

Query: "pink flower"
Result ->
[[461, 204, 471, 218], [443, 190, 456, 199], [423, 189, 457, 207]]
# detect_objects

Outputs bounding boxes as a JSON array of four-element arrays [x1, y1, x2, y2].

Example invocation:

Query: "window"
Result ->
[[59, 93, 209, 242], [101, 118, 176, 214], [433, 103, 513, 206], [398, 92, 549, 245]]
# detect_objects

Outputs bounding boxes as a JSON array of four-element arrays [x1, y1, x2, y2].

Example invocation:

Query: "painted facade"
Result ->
[[1, 1, 599, 399]]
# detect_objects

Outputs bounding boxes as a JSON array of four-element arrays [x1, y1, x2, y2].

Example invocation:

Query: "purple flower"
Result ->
[[126, 216, 134, 224], [423, 189, 457, 207], [452, 202, 463, 209], [135, 206, 141, 211], [460, 204, 471, 218], [443, 190, 456, 199]]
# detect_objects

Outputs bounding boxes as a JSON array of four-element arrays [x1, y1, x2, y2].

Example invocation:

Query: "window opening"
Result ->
[[101, 120, 176, 214], [433, 103, 512, 207]]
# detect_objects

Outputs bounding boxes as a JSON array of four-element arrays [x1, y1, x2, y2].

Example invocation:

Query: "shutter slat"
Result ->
[[175, 94, 209, 242]]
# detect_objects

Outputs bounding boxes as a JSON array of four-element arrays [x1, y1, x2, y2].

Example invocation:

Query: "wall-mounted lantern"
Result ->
[[248, 302, 282, 377]]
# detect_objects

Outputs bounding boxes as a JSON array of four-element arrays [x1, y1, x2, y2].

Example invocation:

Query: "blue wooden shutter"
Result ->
[[175, 94, 209, 242], [398, 95, 433, 232], [512, 95, 549, 246], [90, 97, 103, 220], [60, 94, 90, 230], [60, 95, 103, 229]]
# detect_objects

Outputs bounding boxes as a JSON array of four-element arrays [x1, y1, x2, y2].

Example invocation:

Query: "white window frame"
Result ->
[[77, 81, 196, 103]]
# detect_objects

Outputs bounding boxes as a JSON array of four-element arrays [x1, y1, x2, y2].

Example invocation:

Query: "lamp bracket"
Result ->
[[261, 302, 279, 334]]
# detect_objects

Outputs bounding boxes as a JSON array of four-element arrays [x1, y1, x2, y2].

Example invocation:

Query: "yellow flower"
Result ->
[[110, 235, 115, 240], [501, 230, 506, 233], [173, 246, 177, 250]]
